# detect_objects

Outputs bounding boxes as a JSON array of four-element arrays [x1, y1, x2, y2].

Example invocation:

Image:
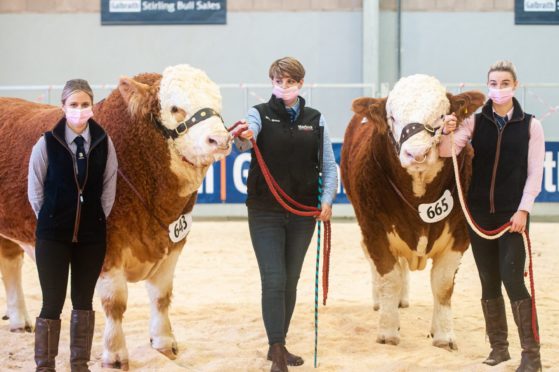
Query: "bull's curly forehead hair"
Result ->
[[268, 57, 305, 82], [61, 79, 94, 104], [487, 60, 518, 82]]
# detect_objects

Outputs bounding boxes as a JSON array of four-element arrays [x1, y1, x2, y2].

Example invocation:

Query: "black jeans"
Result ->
[[35, 239, 106, 320], [248, 208, 316, 345], [468, 211, 530, 302]]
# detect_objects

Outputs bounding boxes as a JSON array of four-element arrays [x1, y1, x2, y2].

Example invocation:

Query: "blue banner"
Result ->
[[101, 0, 226, 25], [539, 141, 559, 202], [515, 0, 559, 25], [197, 142, 559, 204]]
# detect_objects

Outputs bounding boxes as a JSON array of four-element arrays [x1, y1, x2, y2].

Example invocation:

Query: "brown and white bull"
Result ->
[[0, 64, 231, 369], [341, 74, 484, 349]]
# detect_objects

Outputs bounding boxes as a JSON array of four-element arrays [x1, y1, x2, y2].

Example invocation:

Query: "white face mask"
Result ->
[[65, 107, 93, 126]]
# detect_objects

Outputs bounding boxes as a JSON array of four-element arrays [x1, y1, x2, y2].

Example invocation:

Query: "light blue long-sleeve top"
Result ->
[[235, 98, 338, 206]]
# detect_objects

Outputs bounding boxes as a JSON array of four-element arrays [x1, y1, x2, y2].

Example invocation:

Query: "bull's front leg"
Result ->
[[145, 248, 181, 360], [0, 238, 31, 332], [398, 257, 410, 309], [375, 254, 403, 345], [364, 255, 409, 312], [430, 249, 462, 351], [361, 241, 380, 311], [97, 267, 130, 370]]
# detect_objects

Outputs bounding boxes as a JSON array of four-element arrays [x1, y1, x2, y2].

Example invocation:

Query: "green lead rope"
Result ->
[[314, 172, 323, 368]]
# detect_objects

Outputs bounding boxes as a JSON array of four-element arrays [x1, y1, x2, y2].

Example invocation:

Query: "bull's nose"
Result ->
[[405, 150, 428, 163], [207, 134, 231, 150]]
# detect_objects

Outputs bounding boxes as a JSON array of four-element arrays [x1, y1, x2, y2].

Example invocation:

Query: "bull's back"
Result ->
[[341, 114, 374, 200], [0, 98, 63, 243]]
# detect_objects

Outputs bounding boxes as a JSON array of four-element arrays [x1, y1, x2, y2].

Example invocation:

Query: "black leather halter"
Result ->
[[155, 108, 224, 140], [390, 121, 439, 154]]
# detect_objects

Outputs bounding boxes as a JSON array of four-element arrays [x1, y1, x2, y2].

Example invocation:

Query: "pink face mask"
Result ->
[[272, 85, 300, 102], [65, 107, 93, 126], [488, 87, 515, 105]]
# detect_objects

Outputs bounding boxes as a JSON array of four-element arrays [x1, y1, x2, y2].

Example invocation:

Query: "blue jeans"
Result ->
[[248, 208, 316, 345]]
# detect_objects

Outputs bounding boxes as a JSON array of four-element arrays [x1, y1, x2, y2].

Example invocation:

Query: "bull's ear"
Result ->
[[447, 91, 485, 121], [351, 97, 387, 118], [119, 77, 151, 118], [118, 77, 150, 104]]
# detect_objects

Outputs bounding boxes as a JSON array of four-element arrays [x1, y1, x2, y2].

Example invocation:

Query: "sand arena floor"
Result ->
[[1, 220, 557, 371]]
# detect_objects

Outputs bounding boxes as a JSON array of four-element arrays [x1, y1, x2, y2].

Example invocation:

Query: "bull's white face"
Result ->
[[386, 74, 449, 174], [158, 64, 232, 167]]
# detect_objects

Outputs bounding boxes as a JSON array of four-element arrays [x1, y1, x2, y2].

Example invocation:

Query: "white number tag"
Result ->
[[168, 213, 193, 243], [418, 190, 454, 224]]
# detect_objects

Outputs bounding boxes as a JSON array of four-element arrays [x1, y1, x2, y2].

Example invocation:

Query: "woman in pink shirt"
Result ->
[[440, 61, 544, 372]]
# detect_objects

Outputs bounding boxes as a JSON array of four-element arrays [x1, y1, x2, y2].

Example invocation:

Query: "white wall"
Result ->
[[0, 12, 362, 139], [2, 10, 558, 138], [380, 11, 559, 139]]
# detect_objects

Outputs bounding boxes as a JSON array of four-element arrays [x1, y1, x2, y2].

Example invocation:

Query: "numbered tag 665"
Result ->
[[418, 190, 454, 224]]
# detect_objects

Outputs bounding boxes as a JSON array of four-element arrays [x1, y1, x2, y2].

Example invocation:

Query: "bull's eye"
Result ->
[[171, 106, 179, 113]]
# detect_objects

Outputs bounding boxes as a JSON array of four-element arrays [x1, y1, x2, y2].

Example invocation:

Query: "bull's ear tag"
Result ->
[[418, 190, 454, 223], [464, 108, 468, 114], [169, 212, 193, 243]]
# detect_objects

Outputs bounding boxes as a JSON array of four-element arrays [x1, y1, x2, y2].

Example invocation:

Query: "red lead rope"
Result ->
[[228, 121, 332, 305]]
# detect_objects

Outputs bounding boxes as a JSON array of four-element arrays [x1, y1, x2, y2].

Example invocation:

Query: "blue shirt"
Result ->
[[235, 99, 338, 206]]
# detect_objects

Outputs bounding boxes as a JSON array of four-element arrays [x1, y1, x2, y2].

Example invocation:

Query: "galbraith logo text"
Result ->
[[524, 0, 557, 12], [109, 0, 222, 13]]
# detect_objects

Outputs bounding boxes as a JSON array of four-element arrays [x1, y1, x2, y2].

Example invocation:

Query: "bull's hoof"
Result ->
[[373, 304, 380, 311], [398, 300, 409, 308], [433, 339, 458, 351], [376, 334, 400, 345], [102, 360, 130, 370], [10, 323, 32, 333], [2, 315, 9, 320], [151, 338, 178, 360], [156, 346, 178, 360], [155, 344, 179, 360]]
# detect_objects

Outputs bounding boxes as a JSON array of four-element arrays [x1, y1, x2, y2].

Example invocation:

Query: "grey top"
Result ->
[[235, 99, 338, 206], [27, 123, 118, 218]]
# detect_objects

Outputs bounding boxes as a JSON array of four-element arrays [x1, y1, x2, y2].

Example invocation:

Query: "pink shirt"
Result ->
[[439, 108, 545, 213]]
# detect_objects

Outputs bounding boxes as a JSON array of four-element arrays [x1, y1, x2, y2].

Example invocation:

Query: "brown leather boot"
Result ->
[[511, 298, 542, 372], [269, 343, 288, 372], [481, 297, 511, 366], [35, 317, 61, 372], [267, 345, 304, 366], [70, 310, 95, 372]]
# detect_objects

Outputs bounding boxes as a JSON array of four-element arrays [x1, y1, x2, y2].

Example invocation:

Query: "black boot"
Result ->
[[35, 317, 61, 372], [481, 297, 511, 365], [269, 343, 288, 372], [70, 310, 95, 372], [267, 345, 304, 366], [511, 298, 542, 372]]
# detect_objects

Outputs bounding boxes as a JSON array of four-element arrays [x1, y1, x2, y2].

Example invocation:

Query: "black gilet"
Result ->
[[468, 98, 531, 214], [246, 95, 322, 212], [36, 118, 109, 243]]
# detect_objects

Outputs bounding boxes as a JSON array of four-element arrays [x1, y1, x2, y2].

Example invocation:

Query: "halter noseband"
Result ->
[[154, 108, 224, 140], [389, 120, 440, 154]]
